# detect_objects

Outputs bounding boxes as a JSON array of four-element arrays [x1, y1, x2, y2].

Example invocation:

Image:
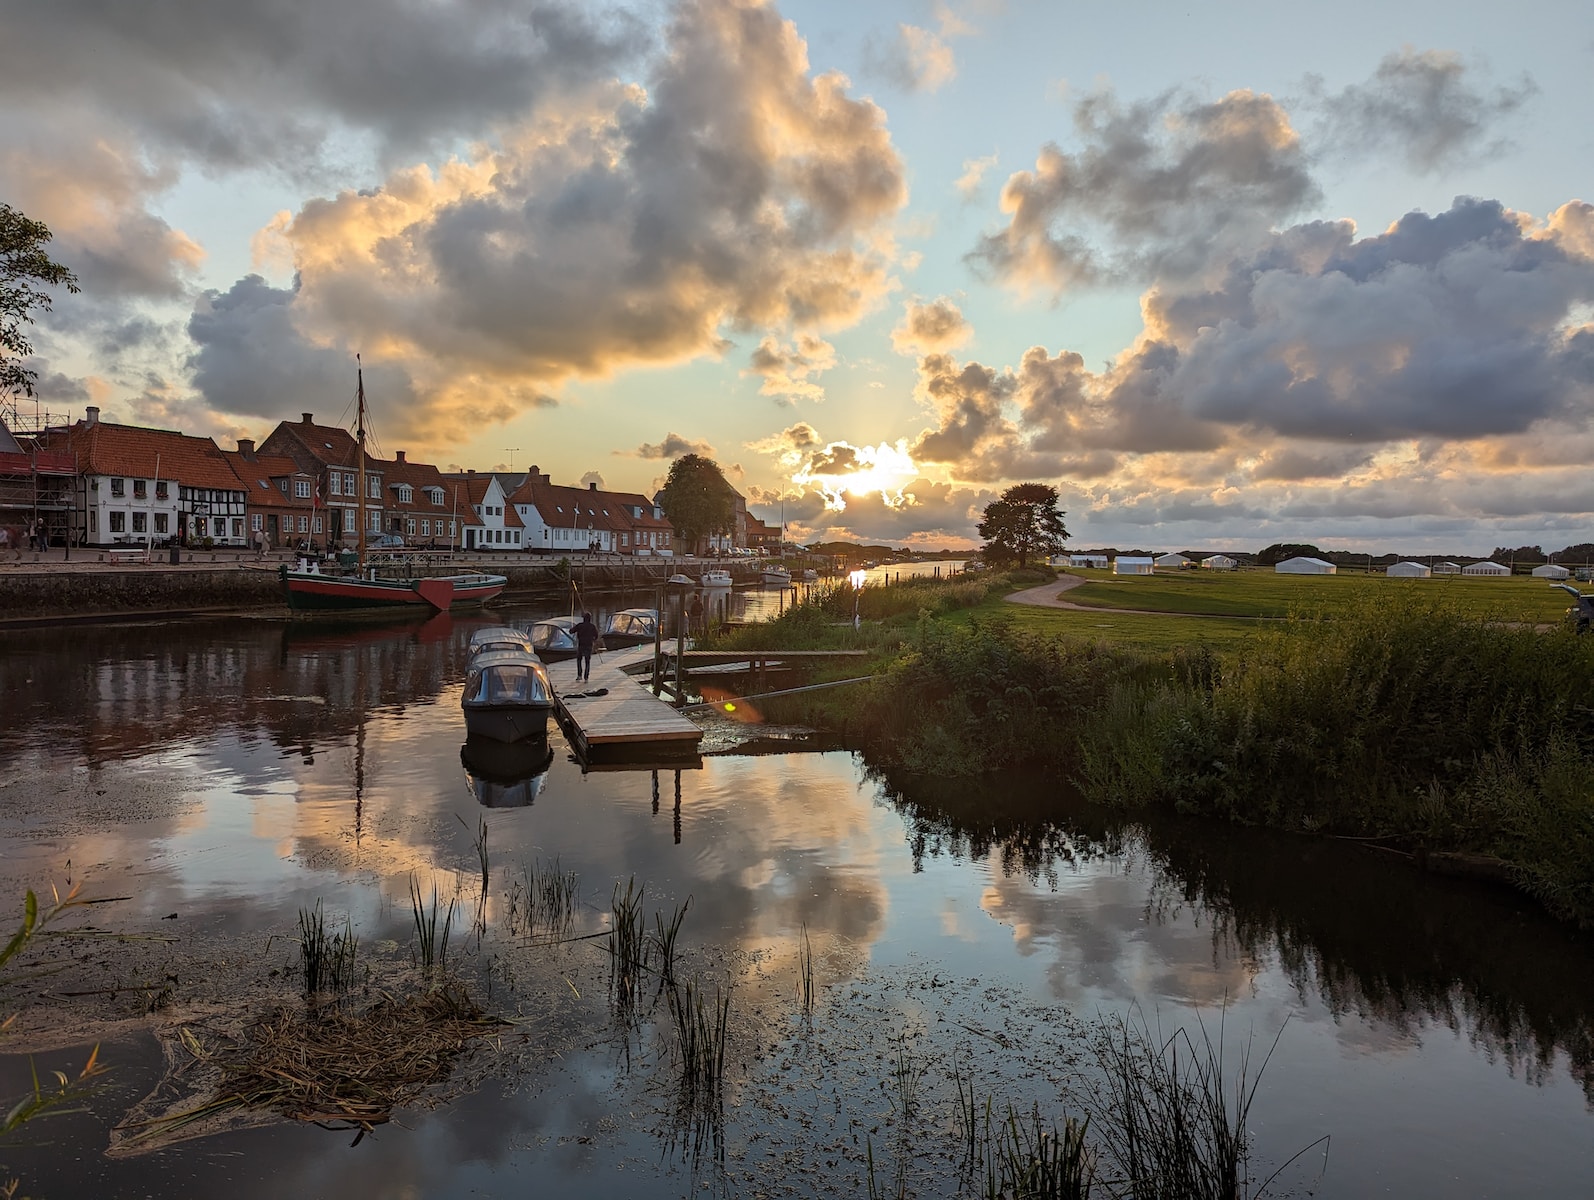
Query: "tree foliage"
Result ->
[[1, 204, 79, 399], [977, 483, 1068, 568], [655, 453, 737, 553], [1255, 542, 1325, 567]]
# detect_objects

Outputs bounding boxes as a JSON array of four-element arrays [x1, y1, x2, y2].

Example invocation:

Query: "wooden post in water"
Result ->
[[652, 582, 664, 696]]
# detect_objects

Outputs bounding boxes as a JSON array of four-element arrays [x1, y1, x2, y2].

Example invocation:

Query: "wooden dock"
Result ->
[[551, 644, 703, 763]]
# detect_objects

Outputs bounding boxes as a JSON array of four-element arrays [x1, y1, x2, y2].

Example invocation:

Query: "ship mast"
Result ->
[[356, 356, 367, 572]]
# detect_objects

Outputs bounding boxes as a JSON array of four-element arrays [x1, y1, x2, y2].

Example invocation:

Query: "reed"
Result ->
[[534, 858, 580, 934], [608, 878, 651, 1020], [409, 876, 455, 975], [666, 976, 731, 1112], [652, 897, 691, 992], [297, 900, 359, 999], [796, 923, 815, 1018]]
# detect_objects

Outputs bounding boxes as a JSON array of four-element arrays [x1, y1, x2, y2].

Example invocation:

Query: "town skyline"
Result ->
[[3, 0, 1591, 553]]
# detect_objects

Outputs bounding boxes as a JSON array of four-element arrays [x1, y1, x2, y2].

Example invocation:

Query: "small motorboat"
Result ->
[[461, 649, 554, 742], [460, 736, 555, 808], [700, 568, 733, 588], [761, 565, 792, 586], [529, 616, 580, 661], [468, 625, 535, 657], [801, 569, 819, 582], [601, 608, 659, 648]]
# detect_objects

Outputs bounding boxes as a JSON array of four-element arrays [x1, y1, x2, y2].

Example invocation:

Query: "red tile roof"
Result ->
[[67, 421, 246, 491]]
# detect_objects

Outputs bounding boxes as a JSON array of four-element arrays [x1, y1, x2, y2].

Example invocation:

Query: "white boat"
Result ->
[[601, 608, 659, 648], [461, 649, 554, 743], [468, 625, 535, 657], [529, 616, 580, 662], [801, 569, 818, 582], [700, 568, 733, 588], [761, 565, 792, 586]]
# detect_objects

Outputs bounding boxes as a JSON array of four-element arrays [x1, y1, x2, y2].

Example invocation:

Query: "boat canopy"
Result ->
[[465, 651, 552, 706], [469, 626, 535, 656], [603, 609, 658, 639], [529, 617, 579, 652]]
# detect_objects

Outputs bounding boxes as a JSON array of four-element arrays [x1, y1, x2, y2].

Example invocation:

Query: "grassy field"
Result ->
[[951, 595, 1266, 655], [1057, 568, 1576, 623]]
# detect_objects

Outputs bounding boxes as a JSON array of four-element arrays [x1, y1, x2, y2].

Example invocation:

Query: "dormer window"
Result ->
[[427, 487, 444, 505], [397, 484, 413, 503]]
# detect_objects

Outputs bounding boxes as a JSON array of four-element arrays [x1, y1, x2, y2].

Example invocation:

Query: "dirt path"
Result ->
[[1004, 574, 1276, 620]]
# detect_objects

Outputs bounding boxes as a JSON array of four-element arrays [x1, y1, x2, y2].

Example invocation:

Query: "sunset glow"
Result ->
[[791, 441, 919, 512]]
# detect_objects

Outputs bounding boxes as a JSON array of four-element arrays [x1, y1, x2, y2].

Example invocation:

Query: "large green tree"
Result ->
[[977, 483, 1068, 567], [1, 204, 79, 399], [656, 453, 737, 554]]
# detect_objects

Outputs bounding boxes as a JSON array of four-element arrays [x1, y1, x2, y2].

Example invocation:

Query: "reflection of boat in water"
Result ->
[[529, 616, 579, 661], [468, 625, 535, 657], [461, 649, 554, 742], [601, 608, 659, 648], [460, 735, 554, 807], [280, 363, 506, 613], [761, 565, 792, 586], [700, 569, 733, 588]]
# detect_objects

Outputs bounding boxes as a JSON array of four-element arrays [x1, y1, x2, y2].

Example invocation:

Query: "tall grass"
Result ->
[[409, 876, 456, 975], [954, 1061, 1095, 1200], [608, 878, 651, 1022], [796, 923, 815, 1018], [298, 900, 359, 998]]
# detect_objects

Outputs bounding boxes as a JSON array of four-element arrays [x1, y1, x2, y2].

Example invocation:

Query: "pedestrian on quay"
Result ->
[[573, 611, 601, 683], [688, 591, 704, 637]]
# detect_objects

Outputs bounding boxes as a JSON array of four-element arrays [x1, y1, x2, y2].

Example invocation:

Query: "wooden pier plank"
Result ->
[[552, 644, 702, 755]]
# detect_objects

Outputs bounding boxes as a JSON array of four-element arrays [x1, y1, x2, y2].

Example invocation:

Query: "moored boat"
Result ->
[[468, 625, 536, 657], [601, 608, 659, 648], [801, 568, 818, 582], [700, 568, 733, 588], [461, 649, 554, 742], [761, 565, 792, 586], [529, 616, 580, 661]]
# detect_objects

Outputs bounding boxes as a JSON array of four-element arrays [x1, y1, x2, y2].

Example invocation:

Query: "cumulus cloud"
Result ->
[[632, 432, 715, 458], [864, 4, 972, 94], [579, 470, 606, 488], [1309, 48, 1536, 173], [745, 333, 837, 402], [191, 0, 907, 438], [969, 87, 1318, 293], [891, 297, 971, 355], [955, 152, 999, 201]]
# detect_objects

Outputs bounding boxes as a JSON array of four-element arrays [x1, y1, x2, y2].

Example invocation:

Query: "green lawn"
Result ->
[[1056, 568, 1575, 623], [953, 594, 1266, 655]]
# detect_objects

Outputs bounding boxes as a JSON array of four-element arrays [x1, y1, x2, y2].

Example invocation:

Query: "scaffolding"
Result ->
[[1, 399, 76, 542]]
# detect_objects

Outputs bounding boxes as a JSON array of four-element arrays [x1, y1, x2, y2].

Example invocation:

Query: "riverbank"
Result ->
[[700, 570, 1594, 930]]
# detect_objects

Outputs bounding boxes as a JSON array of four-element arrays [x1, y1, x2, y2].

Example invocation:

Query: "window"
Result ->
[[89, 511, 97, 532], [251, 514, 263, 532], [368, 476, 381, 499], [448, 520, 456, 537], [132, 512, 147, 533], [232, 519, 244, 538], [155, 482, 168, 500], [297, 516, 308, 533], [313, 517, 322, 533], [133, 479, 147, 499], [397, 485, 413, 503], [110, 478, 125, 497], [294, 480, 310, 499], [109, 511, 126, 533], [428, 487, 443, 505], [343, 472, 356, 494], [368, 511, 381, 532], [279, 480, 288, 493], [420, 519, 431, 537], [154, 513, 167, 534], [406, 518, 416, 535], [329, 473, 341, 496]]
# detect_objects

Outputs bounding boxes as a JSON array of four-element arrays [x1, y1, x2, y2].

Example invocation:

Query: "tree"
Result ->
[[977, 483, 1068, 568], [1256, 542, 1324, 567], [655, 453, 737, 554], [1, 204, 79, 399]]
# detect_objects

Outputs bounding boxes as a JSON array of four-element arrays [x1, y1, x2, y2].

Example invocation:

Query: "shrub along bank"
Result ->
[[716, 579, 1594, 929]]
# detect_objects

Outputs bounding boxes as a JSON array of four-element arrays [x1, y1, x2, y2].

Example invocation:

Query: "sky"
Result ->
[[2, 0, 1592, 553]]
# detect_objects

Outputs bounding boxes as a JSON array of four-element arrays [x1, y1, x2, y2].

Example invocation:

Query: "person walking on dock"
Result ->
[[573, 610, 600, 682]]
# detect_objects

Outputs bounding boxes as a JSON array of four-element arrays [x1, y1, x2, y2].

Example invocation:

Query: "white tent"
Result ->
[[1462, 561, 1511, 576], [1069, 554, 1109, 568], [1275, 556, 1336, 574], [1154, 553, 1191, 569], [1113, 556, 1154, 575], [1201, 554, 1238, 571], [1386, 561, 1431, 578], [1433, 561, 1463, 574], [1532, 563, 1571, 579]]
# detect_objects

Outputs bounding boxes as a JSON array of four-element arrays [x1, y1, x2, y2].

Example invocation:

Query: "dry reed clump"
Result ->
[[113, 984, 501, 1152]]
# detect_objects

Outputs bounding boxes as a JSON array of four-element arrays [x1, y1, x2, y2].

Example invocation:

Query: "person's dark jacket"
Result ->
[[573, 617, 600, 649]]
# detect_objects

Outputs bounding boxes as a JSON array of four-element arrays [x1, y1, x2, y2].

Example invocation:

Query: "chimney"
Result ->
[[541, 472, 551, 486], [589, 481, 598, 491], [237, 438, 256, 460], [395, 450, 406, 464], [302, 412, 314, 425], [467, 468, 476, 477], [527, 464, 539, 480], [85, 406, 100, 427]]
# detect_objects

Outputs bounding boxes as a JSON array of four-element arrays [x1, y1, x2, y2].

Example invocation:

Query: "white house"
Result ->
[[1275, 556, 1336, 574], [459, 473, 522, 551], [1154, 553, 1191, 569], [1201, 554, 1238, 571], [1532, 563, 1571, 579], [1113, 556, 1154, 575], [1068, 554, 1109, 568], [1462, 561, 1511, 577], [1433, 561, 1463, 574], [1386, 561, 1431, 578]]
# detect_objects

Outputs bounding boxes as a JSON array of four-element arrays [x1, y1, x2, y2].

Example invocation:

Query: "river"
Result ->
[[0, 604, 1590, 1197]]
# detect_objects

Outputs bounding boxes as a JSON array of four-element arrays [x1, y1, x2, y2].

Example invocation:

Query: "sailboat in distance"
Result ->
[[279, 362, 508, 613]]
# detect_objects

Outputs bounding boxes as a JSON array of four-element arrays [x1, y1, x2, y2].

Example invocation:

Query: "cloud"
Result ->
[[891, 297, 971, 355], [969, 86, 1317, 293], [579, 470, 606, 488], [955, 152, 999, 201], [1309, 48, 1536, 173], [185, 0, 907, 443], [864, 5, 973, 94], [632, 431, 715, 459], [744, 333, 837, 402]]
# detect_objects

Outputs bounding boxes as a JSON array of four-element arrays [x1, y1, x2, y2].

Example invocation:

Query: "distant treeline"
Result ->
[[1062, 541, 1594, 570]]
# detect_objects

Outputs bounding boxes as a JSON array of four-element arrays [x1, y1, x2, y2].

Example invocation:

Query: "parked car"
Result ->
[[369, 533, 406, 550]]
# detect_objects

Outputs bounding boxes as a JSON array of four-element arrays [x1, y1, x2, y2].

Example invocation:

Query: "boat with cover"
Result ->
[[601, 608, 659, 648], [700, 568, 733, 588], [461, 649, 554, 742], [761, 564, 792, 586], [279, 361, 507, 613], [468, 625, 536, 657], [529, 615, 580, 661]]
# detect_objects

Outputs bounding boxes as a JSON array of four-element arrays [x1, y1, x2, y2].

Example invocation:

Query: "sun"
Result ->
[[792, 441, 918, 512]]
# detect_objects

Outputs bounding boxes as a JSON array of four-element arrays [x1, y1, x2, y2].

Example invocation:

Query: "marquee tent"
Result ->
[[1386, 562, 1431, 577], [1113, 557, 1154, 575], [1275, 557, 1336, 574], [1201, 554, 1238, 571], [1462, 561, 1511, 576], [1154, 553, 1191, 569], [1532, 563, 1571, 579]]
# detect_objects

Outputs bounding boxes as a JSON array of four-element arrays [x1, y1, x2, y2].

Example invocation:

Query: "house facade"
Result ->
[[259, 412, 383, 548]]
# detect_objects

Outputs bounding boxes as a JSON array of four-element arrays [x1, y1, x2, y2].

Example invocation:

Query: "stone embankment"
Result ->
[[0, 552, 763, 626]]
